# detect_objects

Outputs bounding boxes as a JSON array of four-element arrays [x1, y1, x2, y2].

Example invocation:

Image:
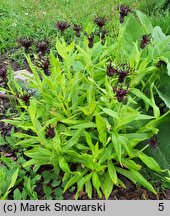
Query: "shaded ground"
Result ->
[[0, 52, 29, 71]]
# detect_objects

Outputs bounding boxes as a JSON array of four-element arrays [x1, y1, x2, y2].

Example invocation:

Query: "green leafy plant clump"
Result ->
[[1, 10, 170, 199]]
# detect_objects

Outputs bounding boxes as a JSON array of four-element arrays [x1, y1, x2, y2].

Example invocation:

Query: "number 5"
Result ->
[[158, 203, 164, 211]]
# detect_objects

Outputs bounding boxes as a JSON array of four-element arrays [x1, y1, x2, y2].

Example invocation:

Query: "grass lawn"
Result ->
[[0, 0, 155, 53]]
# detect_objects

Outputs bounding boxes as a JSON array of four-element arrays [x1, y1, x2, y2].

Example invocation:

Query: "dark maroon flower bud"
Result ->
[[140, 34, 151, 49], [117, 70, 129, 83], [56, 21, 70, 34], [114, 63, 131, 83], [73, 24, 82, 37], [147, 135, 159, 148], [156, 60, 166, 68], [37, 40, 49, 56], [18, 37, 33, 53], [94, 16, 107, 29], [0, 66, 8, 82], [107, 62, 117, 77], [88, 35, 94, 48], [113, 85, 129, 102], [39, 59, 51, 76], [20, 93, 31, 106], [46, 125, 55, 139], [119, 5, 130, 23], [85, 33, 94, 48]]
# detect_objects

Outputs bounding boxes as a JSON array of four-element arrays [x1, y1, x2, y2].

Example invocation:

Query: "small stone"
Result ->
[[14, 69, 33, 83]]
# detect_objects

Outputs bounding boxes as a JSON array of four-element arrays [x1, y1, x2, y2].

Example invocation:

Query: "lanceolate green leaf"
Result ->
[[150, 83, 160, 119], [64, 171, 87, 192], [28, 99, 37, 122], [118, 16, 141, 57], [137, 152, 161, 172], [98, 143, 113, 164], [16, 138, 39, 147], [75, 173, 93, 199], [107, 160, 117, 184], [63, 129, 83, 150], [116, 167, 137, 184], [101, 171, 113, 200], [122, 158, 141, 171], [96, 114, 107, 145], [156, 74, 170, 109], [26, 56, 41, 87], [111, 132, 122, 164], [84, 131, 95, 154], [157, 89, 170, 109], [117, 106, 139, 128], [8, 168, 19, 190], [85, 180, 92, 199], [13, 132, 36, 139], [53, 130, 61, 153], [69, 122, 96, 129], [118, 135, 133, 157], [23, 159, 40, 168], [2, 168, 19, 200], [59, 156, 71, 173], [92, 171, 102, 198], [130, 169, 157, 195], [100, 107, 118, 119], [131, 88, 152, 106], [135, 114, 154, 120], [136, 10, 153, 33], [56, 39, 67, 59], [24, 147, 53, 166], [80, 154, 94, 170]]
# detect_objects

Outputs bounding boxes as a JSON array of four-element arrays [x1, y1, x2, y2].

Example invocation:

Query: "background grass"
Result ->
[[0, 0, 169, 54]]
